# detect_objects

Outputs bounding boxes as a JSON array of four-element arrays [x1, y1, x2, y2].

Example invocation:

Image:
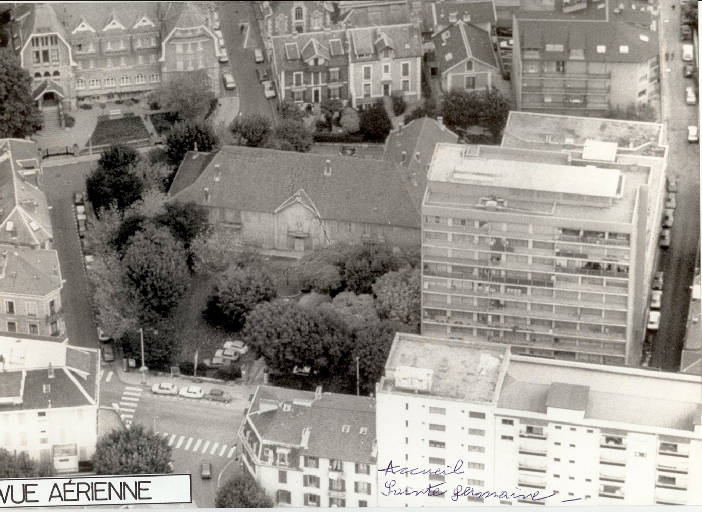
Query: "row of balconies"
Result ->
[[522, 84, 611, 94]]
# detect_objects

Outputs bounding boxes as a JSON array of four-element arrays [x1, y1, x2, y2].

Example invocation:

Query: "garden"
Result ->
[[89, 114, 150, 148]]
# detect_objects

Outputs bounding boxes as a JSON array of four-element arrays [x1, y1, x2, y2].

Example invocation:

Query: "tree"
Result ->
[[154, 200, 209, 247], [480, 87, 511, 139], [349, 319, 402, 395], [110, 213, 147, 254], [278, 99, 305, 122], [152, 70, 215, 121], [319, 291, 378, 331], [0, 49, 43, 138], [296, 261, 343, 294], [604, 103, 657, 122], [164, 120, 219, 170], [229, 114, 271, 147], [121, 225, 191, 322], [339, 106, 360, 133], [373, 266, 421, 332], [403, 97, 438, 125], [0, 449, 53, 478], [86, 159, 144, 215], [118, 324, 177, 371], [321, 98, 343, 129], [272, 119, 313, 152], [94, 424, 173, 475], [89, 252, 140, 340], [131, 159, 171, 192], [440, 90, 483, 132], [359, 105, 392, 142], [203, 266, 277, 331], [342, 244, 402, 295], [97, 143, 141, 172], [683, 2, 697, 26], [215, 474, 273, 508]]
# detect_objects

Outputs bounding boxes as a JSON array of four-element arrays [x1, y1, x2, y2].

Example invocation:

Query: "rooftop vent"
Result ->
[[5, 221, 13, 232], [395, 366, 433, 392], [342, 425, 350, 433], [414, 152, 420, 162], [324, 159, 331, 176], [401, 151, 407, 164], [48, 363, 54, 379], [43, 384, 50, 393], [360, 427, 368, 435], [315, 385, 323, 399], [282, 403, 292, 411], [203, 187, 210, 203]]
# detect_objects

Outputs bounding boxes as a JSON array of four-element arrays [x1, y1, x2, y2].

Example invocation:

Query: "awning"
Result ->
[[33, 79, 65, 101]]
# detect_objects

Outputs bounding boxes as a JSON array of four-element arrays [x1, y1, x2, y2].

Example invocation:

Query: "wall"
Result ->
[[0, 289, 63, 337]]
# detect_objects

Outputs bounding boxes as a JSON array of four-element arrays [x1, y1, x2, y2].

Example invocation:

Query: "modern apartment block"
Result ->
[[0, 334, 100, 473], [376, 333, 702, 507], [421, 112, 667, 366], [239, 385, 377, 508]]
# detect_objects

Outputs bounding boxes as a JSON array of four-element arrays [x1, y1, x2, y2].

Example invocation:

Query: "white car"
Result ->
[[219, 48, 229, 63], [179, 386, 204, 399], [682, 44, 694, 62], [97, 327, 112, 343], [214, 30, 224, 48], [647, 310, 660, 330], [652, 271, 664, 290], [263, 80, 276, 99], [650, 290, 662, 309], [223, 340, 249, 355], [152, 382, 178, 395], [685, 86, 697, 105], [688, 125, 699, 143], [254, 48, 264, 63], [221, 348, 241, 361], [76, 204, 86, 215], [499, 39, 513, 49], [222, 72, 236, 90]]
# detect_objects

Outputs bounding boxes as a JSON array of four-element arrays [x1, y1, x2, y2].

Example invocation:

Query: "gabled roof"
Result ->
[[53, 3, 161, 36], [247, 385, 376, 464], [271, 31, 348, 72], [300, 38, 330, 62], [382, 117, 459, 212], [375, 32, 394, 53], [168, 151, 215, 197], [431, 0, 496, 30], [0, 245, 62, 297], [433, 21, 497, 72], [103, 11, 126, 31], [338, 2, 412, 28], [348, 24, 422, 61], [32, 79, 65, 101], [169, 145, 420, 229]]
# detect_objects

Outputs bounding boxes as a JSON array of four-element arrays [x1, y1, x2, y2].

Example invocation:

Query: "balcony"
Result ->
[[657, 461, 689, 474], [599, 453, 626, 466], [45, 307, 64, 324], [519, 464, 547, 473], [518, 478, 546, 489], [328, 490, 346, 499], [519, 428, 546, 440], [600, 436, 626, 450], [599, 472, 625, 483], [531, 72, 611, 80]]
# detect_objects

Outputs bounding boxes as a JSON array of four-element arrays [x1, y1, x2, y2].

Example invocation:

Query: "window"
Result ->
[[429, 474, 445, 482], [107, 58, 113, 68], [429, 424, 446, 431], [466, 61, 474, 71], [120, 56, 126, 66], [526, 426, 544, 436], [330, 459, 344, 472], [279, 470, 287, 483], [660, 442, 677, 453], [465, 76, 476, 90], [359, 501, 368, 507], [469, 412, 485, 419], [304, 456, 319, 468], [120, 76, 130, 85], [429, 440, 446, 448], [429, 457, 445, 465], [105, 77, 116, 87], [401, 79, 409, 92], [329, 68, 339, 82], [176, 43, 183, 54], [467, 462, 485, 469], [363, 83, 370, 97], [7, 322, 16, 333], [29, 324, 39, 335], [468, 445, 485, 453], [329, 497, 345, 507], [33, 50, 40, 64], [150, 54, 156, 63], [469, 429, 485, 436], [295, 7, 304, 21], [556, 61, 565, 72], [150, 73, 160, 83], [6, 301, 14, 314], [355, 481, 371, 495], [329, 478, 345, 492], [42, 49, 49, 62], [402, 62, 410, 77], [355, 463, 370, 474], [50, 49, 59, 63], [303, 475, 320, 487], [329, 86, 341, 100], [293, 90, 304, 102], [658, 475, 676, 486], [501, 435, 514, 441], [18, 432, 27, 446], [429, 407, 446, 415], [90, 78, 100, 88], [383, 63, 390, 75], [136, 74, 145, 84], [467, 479, 484, 486], [502, 419, 514, 426], [363, 66, 371, 80], [277, 490, 291, 504], [293, 72, 303, 86], [635, 452, 646, 458]]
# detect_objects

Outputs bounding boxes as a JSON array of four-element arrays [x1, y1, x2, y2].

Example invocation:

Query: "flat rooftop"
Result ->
[[380, 333, 509, 403], [500, 356, 702, 432]]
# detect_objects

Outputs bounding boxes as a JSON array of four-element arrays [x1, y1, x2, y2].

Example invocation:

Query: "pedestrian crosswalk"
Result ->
[[156, 432, 237, 459], [119, 386, 143, 427]]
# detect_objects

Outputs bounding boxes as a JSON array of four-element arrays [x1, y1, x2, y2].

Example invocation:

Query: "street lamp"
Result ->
[[139, 328, 148, 384], [153, 416, 158, 433]]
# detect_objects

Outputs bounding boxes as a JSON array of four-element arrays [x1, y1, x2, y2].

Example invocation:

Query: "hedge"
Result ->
[[312, 132, 364, 143]]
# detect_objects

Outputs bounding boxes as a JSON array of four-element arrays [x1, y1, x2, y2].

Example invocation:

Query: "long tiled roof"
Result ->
[[432, 1, 496, 29], [248, 386, 376, 464], [0, 245, 62, 296], [169, 146, 420, 229], [271, 30, 348, 73], [348, 23, 422, 62], [339, 3, 412, 27], [52, 3, 161, 35], [433, 21, 497, 73], [0, 371, 23, 399]]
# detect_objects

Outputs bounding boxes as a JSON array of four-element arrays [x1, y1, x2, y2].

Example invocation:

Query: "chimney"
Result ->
[[48, 399, 52, 408], [437, 116, 444, 130], [398, 122, 403, 134], [414, 152, 421, 162], [324, 159, 331, 176], [48, 363, 54, 379], [301, 427, 311, 449], [315, 385, 323, 399], [194, 142, 198, 152], [204, 187, 210, 203], [400, 151, 407, 164]]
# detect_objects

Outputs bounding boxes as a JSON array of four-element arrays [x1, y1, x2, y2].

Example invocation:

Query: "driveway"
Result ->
[[649, 3, 700, 371], [218, 2, 279, 124]]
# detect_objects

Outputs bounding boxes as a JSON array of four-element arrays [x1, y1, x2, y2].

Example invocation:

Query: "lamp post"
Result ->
[[153, 416, 158, 433], [139, 328, 148, 384]]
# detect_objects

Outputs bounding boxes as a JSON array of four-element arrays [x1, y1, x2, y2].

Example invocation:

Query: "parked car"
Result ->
[[647, 310, 661, 330], [263, 80, 276, 98], [214, 29, 224, 48], [293, 365, 312, 376], [499, 39, 513, 49], [256, 67, 268, 81], [76, 204, 86, 215], [74, 192, 84, 205], [102, 344, 115, 363], [222, 72, 236, 90], [665, 193, 677, 209], [203, 350, 230, 368], [681, 24, 692, 41], [254, 48, 264, 63], [179, 386, 204, 399], [650, 290, 662, 309], [684, 64, 694, 78], [205, 388, 233, 403], [667, 177, 678, 193], [653, 271, 664, 290], [152, 382, 178, 395], [659, 229, 671, 248], [221, 348, 241, 361], [201, 460, 212, 479], [223, 340, 249, 355], [663, 208, 674, 228], [212, 11, 220, 30], [218, 47, 229, 63], [682, 44, 694, 62], [77, 219, 87, 237], [688, 125, 699, 143], [496, 27, 512, 37], [84, 254, 94, 270], [685, 86, 697, 105]]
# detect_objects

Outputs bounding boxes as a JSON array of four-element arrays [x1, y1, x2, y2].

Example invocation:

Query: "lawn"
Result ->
[[89, 115, 150, 147]]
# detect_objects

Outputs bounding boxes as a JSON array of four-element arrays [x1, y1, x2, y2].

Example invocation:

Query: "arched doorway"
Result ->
[[43, 91, 58, 107]]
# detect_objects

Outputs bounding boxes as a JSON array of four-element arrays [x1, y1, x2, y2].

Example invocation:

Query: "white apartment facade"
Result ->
[[376, 333, 702, 507]]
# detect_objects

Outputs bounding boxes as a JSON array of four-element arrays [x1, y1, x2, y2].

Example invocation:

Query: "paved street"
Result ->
[[650, 3, 700, 371], [219, 2, 279, 124]]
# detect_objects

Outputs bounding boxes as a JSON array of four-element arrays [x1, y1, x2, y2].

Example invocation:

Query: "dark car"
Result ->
[[102, 344, 115, 363], [204, 388, 233, 403], [256, 67, 268, 81], [681, 24, 692, 41], [201, 460, 212, 479], [684, 64, 694, 78]]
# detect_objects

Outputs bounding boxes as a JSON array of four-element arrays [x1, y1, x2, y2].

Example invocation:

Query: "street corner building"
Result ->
[[375, 332, 702, 507], [0, 335, 100, 474], [239, 385, 378, 508]]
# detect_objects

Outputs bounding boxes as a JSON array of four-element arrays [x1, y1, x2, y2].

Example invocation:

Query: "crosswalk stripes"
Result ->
[[156, 433, 236, 458], [119, 386, 143, 427]]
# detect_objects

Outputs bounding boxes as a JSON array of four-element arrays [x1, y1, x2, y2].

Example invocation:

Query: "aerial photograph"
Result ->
[[0, 0, 699, 508]]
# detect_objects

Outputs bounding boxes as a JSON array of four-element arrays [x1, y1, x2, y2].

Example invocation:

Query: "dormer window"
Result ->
[[134, 15, 155, 29], [360, 427, 368, 435], [449, 12, 458, 22], [463, 13, 471, 22], [442, 31, 450, 41], [597, 45, 606, 53], [619, 45, 629, 54], [342, 425, 350, 433], [283, 403, 291, 411]]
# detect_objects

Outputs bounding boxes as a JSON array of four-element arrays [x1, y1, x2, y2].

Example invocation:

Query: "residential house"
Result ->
[[261, 1, 335, 37], [11, 2, 221, 114], [0, 246, 64, 338], [337, 0, 415, 28], [430, 0, 497, 34], [168, 146, 421, 252], [432, 20, 509, 96], [376, 333, 702, 507], [512, 0, 660, 114], [240, 385, 378, 508], [271, 30, 349, 105], [0, 139, 53, 249], [0, 334, 100, 474], [348, 23, 423, 109]]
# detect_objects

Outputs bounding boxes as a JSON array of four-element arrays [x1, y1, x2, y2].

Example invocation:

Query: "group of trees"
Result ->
[[0, 449, 53, 478], [229, 112, 313, 152], [403, 87, 511, 140], [93, 425, 173, 475], [0, 48, 43, 139]]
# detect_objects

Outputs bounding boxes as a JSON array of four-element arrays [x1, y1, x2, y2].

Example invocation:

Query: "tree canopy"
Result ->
[[373, 266, 421, 333], [342, 244, 403, 295], [230, 114, 271, 147], [272, 119, 313, 152], [118, 324, 178, 371], [0, 49, 43, 138], [0, 449, 53, 478], [154, 200, 209, 248], [152, 70, 215, 121], [359, 105, 393, 142], [94, 424, 173, 475], [86, 154, 144, 215], [164, 120, 219, 170], [278, 99, 306, 122], [215, 474, 273, 508], [440, 88, 511, 140], [349, 319, 403, 395]]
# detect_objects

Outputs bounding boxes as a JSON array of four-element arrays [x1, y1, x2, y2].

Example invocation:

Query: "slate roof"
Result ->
[[348, 24, 422, 62], [0, 140, 53, 248], [271, 30, 348, 73], [248, 385, 376, 464], [0, 371, 23, 399], [0, 245, 62, 297], [382, 117, 459, 211], [168, 151, 215, 196], [169, 146, 420, 229], [433, 20, 498, 73], [431, 0, 497, 30], [338, 2, 412, 28], [51, 3, 160, 35]]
